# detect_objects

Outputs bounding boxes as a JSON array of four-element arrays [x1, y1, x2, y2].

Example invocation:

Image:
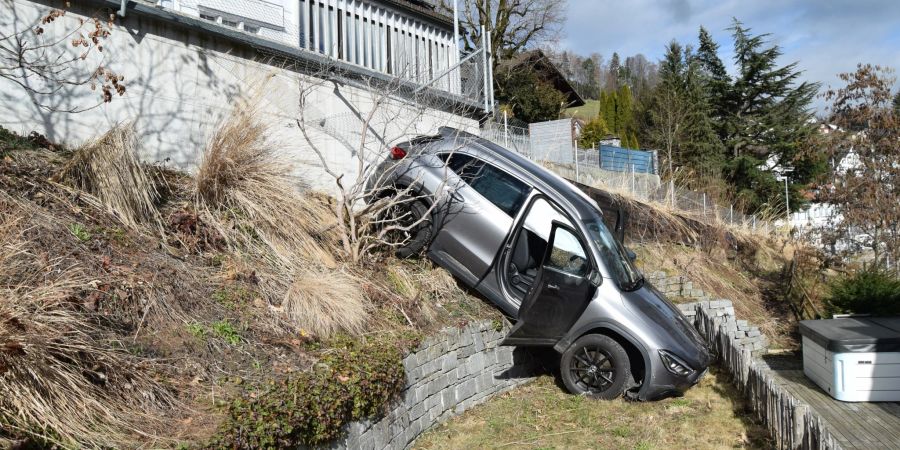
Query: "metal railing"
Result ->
[[153, 0, 493, 111]]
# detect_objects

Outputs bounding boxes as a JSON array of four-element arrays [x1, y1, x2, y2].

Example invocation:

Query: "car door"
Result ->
[[428, 153, 531, 284], [502, 222, 598, 346]]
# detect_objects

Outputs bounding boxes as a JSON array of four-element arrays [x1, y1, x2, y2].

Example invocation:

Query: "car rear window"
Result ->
[[439, 153, 531, 217]]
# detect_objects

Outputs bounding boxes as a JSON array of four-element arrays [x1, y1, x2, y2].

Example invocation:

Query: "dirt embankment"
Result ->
[[0, 119, 498, 448]]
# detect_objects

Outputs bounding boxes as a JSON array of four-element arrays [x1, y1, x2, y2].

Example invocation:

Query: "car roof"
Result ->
[[434, 127, 603, 221]]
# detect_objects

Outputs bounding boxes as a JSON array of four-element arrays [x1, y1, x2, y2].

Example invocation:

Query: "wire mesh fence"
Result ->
[[479, 117, 780, 235]]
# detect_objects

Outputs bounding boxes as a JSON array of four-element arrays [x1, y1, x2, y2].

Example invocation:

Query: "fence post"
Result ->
[[730, 204, 734, 225], [702, 193, 707, 217], [670, 180, 675, 208], [503, 110, 509, 148], [631, 164, 636, 196]]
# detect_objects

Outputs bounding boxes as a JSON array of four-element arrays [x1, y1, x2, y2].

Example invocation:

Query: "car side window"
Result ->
[[439, 153, 531, 217], [546, 226, 589, 277]]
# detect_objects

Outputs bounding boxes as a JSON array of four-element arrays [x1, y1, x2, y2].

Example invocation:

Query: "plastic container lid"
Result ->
[[799, 317, 900, 353]]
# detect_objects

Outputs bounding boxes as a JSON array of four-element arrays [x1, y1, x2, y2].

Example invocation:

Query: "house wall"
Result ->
[[0, 0, 478, 192]]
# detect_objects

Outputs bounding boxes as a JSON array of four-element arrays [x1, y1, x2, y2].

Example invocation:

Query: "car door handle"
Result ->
[[547, 283, 559, 290]]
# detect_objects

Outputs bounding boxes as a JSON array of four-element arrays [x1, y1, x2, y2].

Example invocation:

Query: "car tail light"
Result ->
[[389, 146, 407, 160]]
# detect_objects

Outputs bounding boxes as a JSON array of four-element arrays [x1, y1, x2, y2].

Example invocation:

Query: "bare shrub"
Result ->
[[282, 269, 369, 337], [0, 208, 173, 448], [56, 122, 163, 231]]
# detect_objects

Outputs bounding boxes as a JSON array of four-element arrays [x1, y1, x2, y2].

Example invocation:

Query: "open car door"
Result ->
[[502, 222, 598, 347]]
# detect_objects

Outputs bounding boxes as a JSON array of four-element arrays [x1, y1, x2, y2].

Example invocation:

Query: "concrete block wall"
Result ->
[[645, 270, 713, 301], [331, 321, 539, 450]]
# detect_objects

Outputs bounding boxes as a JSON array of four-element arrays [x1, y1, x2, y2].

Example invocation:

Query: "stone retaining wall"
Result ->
[[334, 269, 840, 450], [679, 299, 842, 449], [331, 321, 539, 450]]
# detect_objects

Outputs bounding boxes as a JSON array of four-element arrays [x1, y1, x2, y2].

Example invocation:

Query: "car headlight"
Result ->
[[659, 350, 694, 377]]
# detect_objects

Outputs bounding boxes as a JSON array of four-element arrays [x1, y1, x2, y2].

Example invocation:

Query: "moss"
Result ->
[[207, 334, 416, 448]]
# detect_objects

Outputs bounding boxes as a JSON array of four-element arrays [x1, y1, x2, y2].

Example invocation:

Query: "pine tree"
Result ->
[[646, 40, 723, 178], [607, 52, 621, 91], [599, 90, 617, 134], [615, 85, 635, 136], [722, 19, 819, 212], [696, 26, 731, 140]]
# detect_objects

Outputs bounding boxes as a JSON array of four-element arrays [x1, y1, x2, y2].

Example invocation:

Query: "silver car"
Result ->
[[367, 127, 710, 400]]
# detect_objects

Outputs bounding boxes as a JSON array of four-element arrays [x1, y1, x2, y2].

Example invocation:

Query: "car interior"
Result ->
[[506, 197, 573, 301], [507, 227, 547, 299]]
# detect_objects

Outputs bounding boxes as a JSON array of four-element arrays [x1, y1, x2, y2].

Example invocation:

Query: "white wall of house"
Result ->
[[0, 0, 477, 193]]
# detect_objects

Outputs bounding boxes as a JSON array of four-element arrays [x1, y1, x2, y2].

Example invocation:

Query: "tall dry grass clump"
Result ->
[[283, 269, 370, 337], [56, 122, 163, 231], [0, 207, 173, 448], [194, 98, 337, 267], [195, 96, 369, 336]]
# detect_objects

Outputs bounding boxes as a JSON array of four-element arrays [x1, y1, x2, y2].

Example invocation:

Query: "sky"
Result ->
[[561, 0, 900, 112]]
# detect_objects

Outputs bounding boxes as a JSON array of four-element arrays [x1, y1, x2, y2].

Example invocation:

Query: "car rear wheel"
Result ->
[[560, 334, 631, 399], [388, 199, 432, 258]]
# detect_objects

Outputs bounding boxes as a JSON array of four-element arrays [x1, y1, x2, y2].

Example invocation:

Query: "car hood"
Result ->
[[621, 284, 710, 370]]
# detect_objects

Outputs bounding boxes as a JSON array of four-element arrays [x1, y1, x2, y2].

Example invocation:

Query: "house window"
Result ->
[[199, 13, 216, 22], [243, 24, 260, 34], [222, 19, 239, 28]]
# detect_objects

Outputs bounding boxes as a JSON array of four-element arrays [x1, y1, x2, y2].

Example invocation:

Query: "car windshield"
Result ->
[[584, 219, 644, 291]]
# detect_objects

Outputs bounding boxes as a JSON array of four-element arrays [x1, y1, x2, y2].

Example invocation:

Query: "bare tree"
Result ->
[[817, 64, 900, 268], [650, 87, 689, 205], [0, 2, 125, 112], [436, 0, 566, 65], [293, 66, 477, 264]]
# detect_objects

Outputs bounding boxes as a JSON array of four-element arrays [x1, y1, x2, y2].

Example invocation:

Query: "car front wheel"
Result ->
[[560, 334, 631, 399]]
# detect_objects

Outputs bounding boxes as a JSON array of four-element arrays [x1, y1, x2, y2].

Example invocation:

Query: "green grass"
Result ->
[[415, 367, 770, 450], [563, 99, 601, 121], [68, 223, 92, 242], [210, 320, 242, 345]]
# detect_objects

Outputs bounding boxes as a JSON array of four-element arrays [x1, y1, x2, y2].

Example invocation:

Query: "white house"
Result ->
[[0, 0, 493, 191]]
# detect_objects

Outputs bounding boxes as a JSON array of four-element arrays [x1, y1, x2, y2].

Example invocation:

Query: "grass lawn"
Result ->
[[415, 367, 770, 450], [563, 99, 601, 121]]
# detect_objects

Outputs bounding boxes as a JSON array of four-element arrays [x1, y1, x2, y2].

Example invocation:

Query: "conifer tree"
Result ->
[[696, 26, 731, 140], [721, 19, 819, 212]]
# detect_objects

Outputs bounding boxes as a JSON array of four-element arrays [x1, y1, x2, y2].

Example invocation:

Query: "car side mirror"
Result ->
[[588, 270, 603, 287], [626, 248, 637, 262]]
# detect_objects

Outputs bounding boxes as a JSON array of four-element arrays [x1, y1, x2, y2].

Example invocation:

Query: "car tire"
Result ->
[[393, 199, 432, 259], [560, 334, 631, 400]]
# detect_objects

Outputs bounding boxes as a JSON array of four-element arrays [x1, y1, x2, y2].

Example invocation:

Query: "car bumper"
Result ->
[[639, 365, 709, 401]]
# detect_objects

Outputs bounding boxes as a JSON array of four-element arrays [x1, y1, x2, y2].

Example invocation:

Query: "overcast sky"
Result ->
[[561, 0, 900, 111]]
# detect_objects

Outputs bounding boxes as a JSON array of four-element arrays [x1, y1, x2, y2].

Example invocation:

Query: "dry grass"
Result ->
[[636, 242, 797, 349], [56, 122, 163, 231], [194, 97, 368, 336], [0, 206, 174, 448], [283, 269, 370, 337], [416, 369, 771, 449], [194, 97, 337, 268]]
